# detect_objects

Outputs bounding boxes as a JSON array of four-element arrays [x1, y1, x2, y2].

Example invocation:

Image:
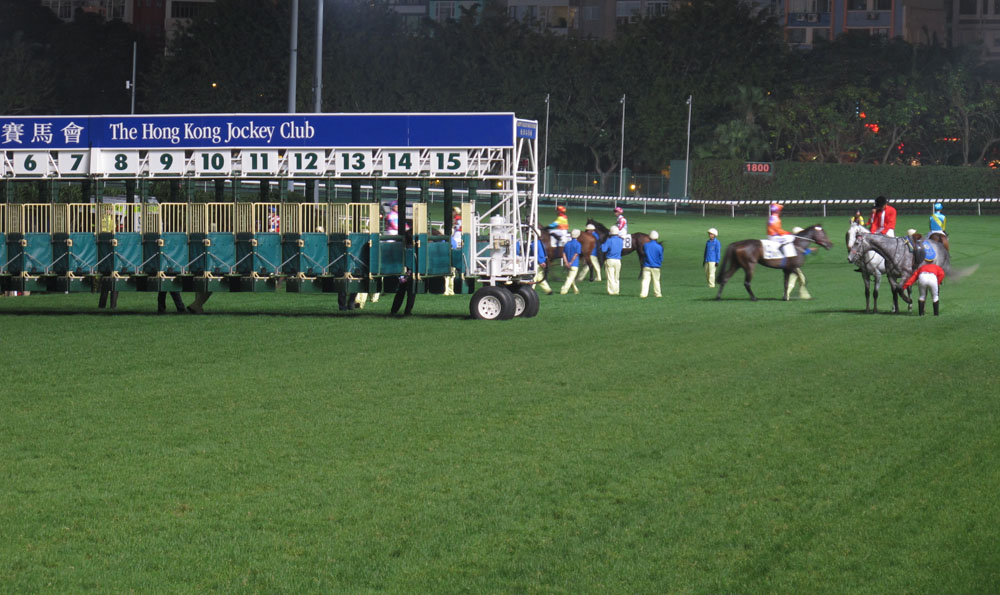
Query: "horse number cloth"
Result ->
[[761, 239, 796, 260]]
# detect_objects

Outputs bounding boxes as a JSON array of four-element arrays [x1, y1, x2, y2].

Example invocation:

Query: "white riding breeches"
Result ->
[[916, 272, 939, 303]]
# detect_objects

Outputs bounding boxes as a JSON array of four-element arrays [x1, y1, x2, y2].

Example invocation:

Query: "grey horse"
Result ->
[[846, 223, 891, 313], [848, 232, 950, 314]]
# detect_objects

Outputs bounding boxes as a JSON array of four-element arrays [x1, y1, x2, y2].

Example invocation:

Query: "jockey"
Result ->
[[850, 209, 865, 226], [386, 201, 399, 235], [869, 195, 896, 236], [902, 262, 945, 316], [547, 205, 570, 247], [768, 203, 795, 257], [929, 202, 947, 235], [268, 206, 280, 233], [767, 203, 791, 240], [614, 206, 628, 237], [452, 206, 462, 233]]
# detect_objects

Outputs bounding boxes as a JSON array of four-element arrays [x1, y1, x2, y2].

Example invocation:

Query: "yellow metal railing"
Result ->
[[0, 202, 383, 235]]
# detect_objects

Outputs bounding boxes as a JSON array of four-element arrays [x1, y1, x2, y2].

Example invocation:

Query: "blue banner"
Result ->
[[1, 113, 526, 150], [0, 117, 91, 150]]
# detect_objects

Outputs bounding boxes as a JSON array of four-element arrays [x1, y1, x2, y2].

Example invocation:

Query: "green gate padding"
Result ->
[[236, 232, 280, 276], [207, 232, 236, 275], [97, 232, 140, 275], [188, 233, 235, 275], [52, 232, 99, 275], [419, 236, 452, 276], [0, 233, 6, 273], [281, 233, 329, 276], [6, 233, 52, 275], [143, 233, 189, 275], [378, 237, 404, 275], [328, 232, 370, 277]]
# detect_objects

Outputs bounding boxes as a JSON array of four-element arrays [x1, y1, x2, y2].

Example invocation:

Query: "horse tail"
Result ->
[[717, 243, 733, 283]]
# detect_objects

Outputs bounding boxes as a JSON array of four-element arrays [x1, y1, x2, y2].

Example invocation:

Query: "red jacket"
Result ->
[[870, 205, 897, 234], [902, 263, 945, 290]]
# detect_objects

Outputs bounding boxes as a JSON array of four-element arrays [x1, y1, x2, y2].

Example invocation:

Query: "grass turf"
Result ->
[[1, 214, 998, 593]]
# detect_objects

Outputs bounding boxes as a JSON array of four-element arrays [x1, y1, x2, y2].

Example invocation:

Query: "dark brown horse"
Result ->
[[715, 225, 833, 301], [537, 228, 564, 282], [927, 231, 949, 252], [586, 218, 653, 278]]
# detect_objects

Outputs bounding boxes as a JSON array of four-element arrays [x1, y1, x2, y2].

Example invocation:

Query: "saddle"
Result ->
[[761, 238, 797, 260], [904, 236, 936, 263]]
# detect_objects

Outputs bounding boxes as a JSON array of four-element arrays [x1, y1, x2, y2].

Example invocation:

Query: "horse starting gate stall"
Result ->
[[0, 113, 540, 319]]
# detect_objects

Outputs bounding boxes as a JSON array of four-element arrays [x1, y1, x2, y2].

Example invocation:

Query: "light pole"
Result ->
[[543, 93, 550, 196], [619, 94, 626, 205], [313, 0, 323, 203], [287, 0, 299, 194], [125, 41, 136, 114], [684, 95, 692, 199]]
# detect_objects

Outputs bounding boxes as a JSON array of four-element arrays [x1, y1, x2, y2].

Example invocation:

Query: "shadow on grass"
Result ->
[[0, 309, 471, 320], [809, 308, 912, 315]]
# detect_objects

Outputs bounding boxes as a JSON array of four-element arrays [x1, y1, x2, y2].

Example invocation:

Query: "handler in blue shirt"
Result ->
[[704, 227, 721, 288], [560, 230, 583, 295], [532, 236, 552, 295], [601, 225, 624, 295], [640, 231, 663, 298]]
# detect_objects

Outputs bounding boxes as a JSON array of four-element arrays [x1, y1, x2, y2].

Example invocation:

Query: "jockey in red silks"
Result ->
[[902, 262, 945, 316], [869, 195, 896, 236], [614, 206, 628, 237]]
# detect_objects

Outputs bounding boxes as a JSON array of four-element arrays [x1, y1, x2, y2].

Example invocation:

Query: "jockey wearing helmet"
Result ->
[[614, 206, 628, 237], [767, 203, 791, 240], [548, 205, 570, 247], [929, 202, 947, 235], [386, 201, 399, 235]]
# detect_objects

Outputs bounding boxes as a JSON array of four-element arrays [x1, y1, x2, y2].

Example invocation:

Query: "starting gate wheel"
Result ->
[[470, 286, 516, 320], [510, 284, 539, 318]]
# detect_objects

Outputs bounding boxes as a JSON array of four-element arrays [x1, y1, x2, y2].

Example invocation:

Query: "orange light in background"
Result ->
[[865, 122, 880, 134]]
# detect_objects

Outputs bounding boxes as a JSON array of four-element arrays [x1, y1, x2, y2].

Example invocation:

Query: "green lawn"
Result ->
[[2, 214, 998, 593]]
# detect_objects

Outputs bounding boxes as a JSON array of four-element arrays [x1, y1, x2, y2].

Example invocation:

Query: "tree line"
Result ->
[[4, 0, 1000, 186]]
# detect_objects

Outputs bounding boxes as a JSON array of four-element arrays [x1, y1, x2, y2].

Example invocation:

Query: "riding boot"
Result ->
[[918, 300, 925, 316], [933, 301, 939, 316]]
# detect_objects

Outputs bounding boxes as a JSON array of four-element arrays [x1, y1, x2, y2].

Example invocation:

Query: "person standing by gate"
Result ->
[[601, 225, 623, 295], [704, 227, 720, 288], [560, 229, 582, 295], [639, 230, 663, 298]]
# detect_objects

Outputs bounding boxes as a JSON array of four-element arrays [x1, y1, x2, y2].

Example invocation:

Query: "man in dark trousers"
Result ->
[[390, 268, 416, 316]]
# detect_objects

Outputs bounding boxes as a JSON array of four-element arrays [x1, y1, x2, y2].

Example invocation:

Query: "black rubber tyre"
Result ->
[[469, 286, 516, 320], [511, 284, 540, 318]]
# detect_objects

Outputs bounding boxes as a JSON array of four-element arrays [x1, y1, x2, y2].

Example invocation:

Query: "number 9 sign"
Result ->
[[151, 151, 185, 176]]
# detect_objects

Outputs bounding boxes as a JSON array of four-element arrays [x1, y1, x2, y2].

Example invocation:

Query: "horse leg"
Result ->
[[743, 266, 757, 301], [795, 268, 810, 300], [783, 270, 793, 301], [871, 274, 880, 314], [864, 274, 873, 313], [715, 260, 735, 300]]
